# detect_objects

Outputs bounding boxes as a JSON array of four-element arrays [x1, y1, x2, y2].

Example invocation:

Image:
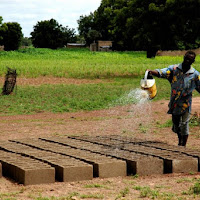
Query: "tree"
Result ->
[[77, 13, 96, 45], [1, 22, 23, 51], [163, 0, 200, 50], [61, 26, 77, 44], [87, 30, 102, 44], [0, 16, 3, 44], [78, 0, 200, 54], [31, 19, 76, 49], [21, 37, 32, 47]]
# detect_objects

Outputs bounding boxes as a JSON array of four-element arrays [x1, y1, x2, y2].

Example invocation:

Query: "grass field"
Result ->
[[1, 48, 199, 78], [0, 48, 199, 115]]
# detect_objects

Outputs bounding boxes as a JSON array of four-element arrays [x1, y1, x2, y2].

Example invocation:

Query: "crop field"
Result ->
[[1, 48, 199, 78], [0, 48, 199, 115]]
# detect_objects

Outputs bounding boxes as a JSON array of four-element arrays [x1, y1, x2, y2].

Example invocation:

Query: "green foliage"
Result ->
[[0, 16, 3, 44], [77, 13, 97, 45], [115, 187, 129, 199], [133, 185, 176, 199], [21, 37, 32, 47], [0, 16, 2, 24], [0, 48, 198, 115], [0, 81, 135, 115], [1, 47, 198, 79], [190, 114, 200, 127], [157, 120, 172, 128], [80, 193, 104, 199], [78, 0, 200, 52], [33, 192, 80, 200], [87, 29, 102, 43], [31, 19, 76, 49], [0, 22, 23, 51], [84, 183, 108, 188], [131, 174, 139, 179], [0, 77, 171, 115], [189, 181, 200, 195]]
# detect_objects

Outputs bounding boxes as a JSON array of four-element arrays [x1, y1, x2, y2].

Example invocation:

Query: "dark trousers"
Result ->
[[172, 111, 190, 136]]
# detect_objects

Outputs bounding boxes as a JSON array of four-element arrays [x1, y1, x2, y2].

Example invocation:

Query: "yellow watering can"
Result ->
[[140, 70, 157, 99]]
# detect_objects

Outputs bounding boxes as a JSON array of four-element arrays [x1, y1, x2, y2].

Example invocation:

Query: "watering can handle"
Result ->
[[144, 70, 149, 81]]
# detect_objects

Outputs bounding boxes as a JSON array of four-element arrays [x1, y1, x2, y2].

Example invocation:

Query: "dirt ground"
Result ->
[[0, 77, 200, 200]]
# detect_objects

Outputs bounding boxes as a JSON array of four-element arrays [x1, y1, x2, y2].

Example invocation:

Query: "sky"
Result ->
[[0, 0, 102, 37]]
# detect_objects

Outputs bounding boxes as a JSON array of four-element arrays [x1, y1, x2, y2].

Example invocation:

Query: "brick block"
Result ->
[[93, 160, 126, 178], [56, 165, 93, 182], [0, 163, 2, 178], [164, 158, 198, 173], [126, 158, 163, 175], [17, 167, 55, 186], [173, 158, 198, 173]]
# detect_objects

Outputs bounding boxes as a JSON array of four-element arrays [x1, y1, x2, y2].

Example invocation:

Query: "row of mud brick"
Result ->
[[0, 135, 200, 185]]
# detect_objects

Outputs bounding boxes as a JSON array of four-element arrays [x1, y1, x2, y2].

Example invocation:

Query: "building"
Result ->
[[66, 43, 86, 48], [90, 40, 112, 52]]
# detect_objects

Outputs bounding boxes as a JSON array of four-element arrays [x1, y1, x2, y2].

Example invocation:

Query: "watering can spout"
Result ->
[[140, 70, 157, 99]]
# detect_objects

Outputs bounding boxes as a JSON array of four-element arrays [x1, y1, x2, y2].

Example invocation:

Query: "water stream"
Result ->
[[97, 88, 153, 139]]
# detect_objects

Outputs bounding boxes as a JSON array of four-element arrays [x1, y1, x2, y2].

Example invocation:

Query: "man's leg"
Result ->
[[179, 111, 190, 147], [172, 114, 181, 145]]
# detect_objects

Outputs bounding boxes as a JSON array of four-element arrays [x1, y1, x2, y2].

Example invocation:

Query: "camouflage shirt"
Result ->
[[156, 64, 200, 115]]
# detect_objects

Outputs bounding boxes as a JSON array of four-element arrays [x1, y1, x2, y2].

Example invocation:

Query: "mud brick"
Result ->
[[41, 137, 163, 176], [16, 167, 55, 185], [0, 141, 93, 182], [0, 150, 55, 185], [1, 161, 16, 178], [0, 163, 2, 178], [164, 158, 198, 173], [126, 157, 163, 176], [13, 139, 127, 179], [56, 165, 93, 182], [93, 160, 126, 178]]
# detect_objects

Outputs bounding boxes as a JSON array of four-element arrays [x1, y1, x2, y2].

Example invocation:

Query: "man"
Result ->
[[148, 50, 200, 147]]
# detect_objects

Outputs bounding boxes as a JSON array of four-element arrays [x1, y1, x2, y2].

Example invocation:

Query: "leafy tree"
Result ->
[[61, 26, 77, 44], [163, 0, 200, 50], [0, 16, 3, 44], [31, 19, 76, 49], [0, 22, 23, 51], [21, 37, 32, 47], [87, 30, 102, 43], [77, 13, 97, 45], [78, 0, 200, 55]]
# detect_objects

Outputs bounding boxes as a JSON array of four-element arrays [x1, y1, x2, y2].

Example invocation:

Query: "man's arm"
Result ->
[[147, 69, 160, 77], [195, 73, 200, 93]]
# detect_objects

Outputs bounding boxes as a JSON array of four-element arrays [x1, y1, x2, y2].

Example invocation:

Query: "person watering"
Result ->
[[147, 50, 200, 147]]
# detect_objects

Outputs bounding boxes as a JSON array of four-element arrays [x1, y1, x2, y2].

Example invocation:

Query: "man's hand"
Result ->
[[146, 69, 160, 77]]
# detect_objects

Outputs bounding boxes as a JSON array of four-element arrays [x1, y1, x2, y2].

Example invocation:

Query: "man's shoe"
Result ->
[[177, 133, 182, 146], [181, 135, 188, 147]]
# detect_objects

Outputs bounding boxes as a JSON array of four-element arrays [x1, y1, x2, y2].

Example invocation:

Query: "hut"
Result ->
[[90, 40, 112, 52]]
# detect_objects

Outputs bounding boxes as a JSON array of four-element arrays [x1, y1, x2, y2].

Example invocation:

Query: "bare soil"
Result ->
[[0, 77, 200, 200], [156, 48, 200, 56]]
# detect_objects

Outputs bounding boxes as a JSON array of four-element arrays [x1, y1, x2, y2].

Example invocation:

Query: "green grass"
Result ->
[[79, 193, 104, 199], [115, 187, 130, 199], [0, 47, 199, 78], [156, 119, 173, 128], [0, 47, 199, 115], [84, 183, 108, 188], [0, 77, 172, 115], [133, 185, 177, 199]]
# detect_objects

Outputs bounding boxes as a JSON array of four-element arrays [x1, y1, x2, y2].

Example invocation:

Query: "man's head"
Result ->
[[183, 50, 196, 68]]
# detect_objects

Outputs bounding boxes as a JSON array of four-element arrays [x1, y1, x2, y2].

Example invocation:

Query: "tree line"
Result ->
[[78, 0, 200, 56], [0, 17, 77, 51], [0, 0, 200, 56]]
